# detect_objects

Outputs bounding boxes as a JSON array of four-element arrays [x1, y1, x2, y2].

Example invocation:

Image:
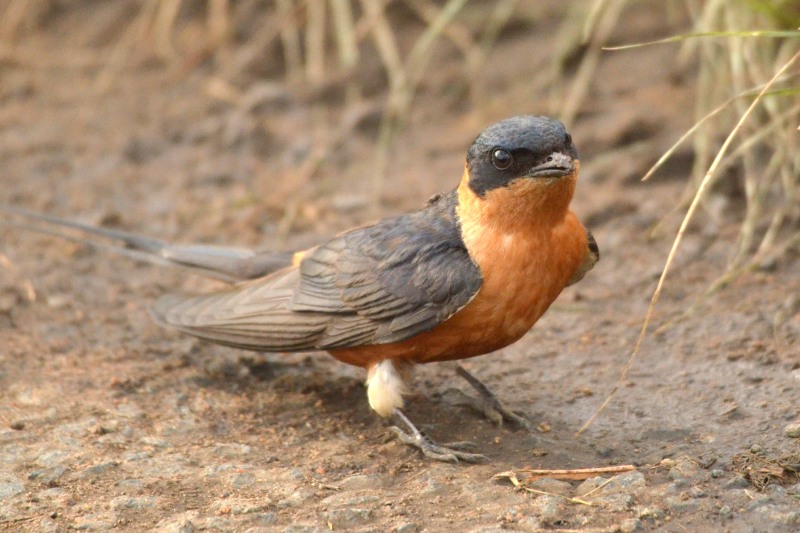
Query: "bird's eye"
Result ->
[[491, 148, 512, 170], [565, 133, 572, 146]]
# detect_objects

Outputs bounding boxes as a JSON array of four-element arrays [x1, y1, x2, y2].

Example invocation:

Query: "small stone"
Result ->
[[338, 473, 387, 490], [783, 423, 800, 438], [209, 498, 269, 515], [322, 508, 374, 528], [396, 523, 418, 533], [528, 478, 572, 497], [154, 512, 198, 533], [71, 513, 115, 530], [250, 513, 278, 526], [637, 507, 663, 520], [711, 469, 724, 478], [283, 524, 327, 533], [719, 505, 733, 519], [750, 444, 764, 454], [530, 494, 563, 526], [111, 496, 157, 511], [689, 486, 706, 498], [575, 476, 607, 496], [724, 475, 750, 489], [28, 466, 67, 485], [619, 518, 642, 532], [0, 475, 24, 500], [667, 458, 703, 484], [74, 461, 119, 480], [277, 488, 314, 509]]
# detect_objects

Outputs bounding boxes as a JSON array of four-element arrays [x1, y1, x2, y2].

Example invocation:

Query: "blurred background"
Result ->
[[2, 0, 797, 270]]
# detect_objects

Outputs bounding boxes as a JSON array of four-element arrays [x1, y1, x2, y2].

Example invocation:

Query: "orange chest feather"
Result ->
[[329, 173, 588, 368], [445, 210, 587, 350]]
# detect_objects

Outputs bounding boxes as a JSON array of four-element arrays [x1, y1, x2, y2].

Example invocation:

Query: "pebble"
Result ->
[[249, 513, 278, 526], [154, 511, 199, 532], [528, 478, 572, 497], [719, 505, 733, 519], [35, 449, 74, 468], [530, 494, 563, 525], [283, 525, 327, 533], [71, 513, 115, 530], [28, 466, 67, 485], [111, 496, 157, 511], [209, 498, 269, 515], [320, 492, 380, 507], [212, 443, 253, 458], [0, 475, 24, 500], [74, 460, 120, 480], [277, 488, 314, 509], [619, 518, 642, 532], [637, 507, 663, 520], [667, 458, 704, 484], [322, 508, 375, 528], [396, 523, 418, 533], [783, 423, 800, 438], [723, 475, 751, 490], [338, 473, 387, 490]]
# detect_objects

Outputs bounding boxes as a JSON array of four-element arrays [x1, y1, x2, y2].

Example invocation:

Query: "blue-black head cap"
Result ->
[[466, 115, 578, 197]]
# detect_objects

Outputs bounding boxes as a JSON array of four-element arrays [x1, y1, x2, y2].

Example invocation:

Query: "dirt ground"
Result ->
[[1, 2, 799, 532]]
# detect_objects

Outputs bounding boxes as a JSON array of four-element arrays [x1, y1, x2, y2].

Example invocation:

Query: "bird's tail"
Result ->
[[0, 205, 293, 282]]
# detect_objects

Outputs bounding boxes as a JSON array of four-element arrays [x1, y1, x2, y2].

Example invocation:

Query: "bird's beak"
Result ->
[[525, 152, 574, 178]]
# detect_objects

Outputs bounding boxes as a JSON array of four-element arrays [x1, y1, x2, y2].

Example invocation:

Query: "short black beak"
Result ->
[[525, 152, 574, 178]]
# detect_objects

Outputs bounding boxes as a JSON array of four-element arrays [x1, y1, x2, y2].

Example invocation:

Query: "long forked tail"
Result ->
[[0, 205, 293, 282]]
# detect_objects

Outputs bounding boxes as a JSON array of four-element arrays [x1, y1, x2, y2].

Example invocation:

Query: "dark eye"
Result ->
[[491, 148, 512, 170], [565, 133, 572, 146]]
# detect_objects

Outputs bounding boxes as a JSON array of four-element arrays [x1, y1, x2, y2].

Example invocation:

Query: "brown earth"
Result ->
[[1, 2, 799, 532]]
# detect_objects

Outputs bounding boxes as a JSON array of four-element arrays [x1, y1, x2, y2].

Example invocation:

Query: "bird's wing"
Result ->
[[151, 192, 483, 352]]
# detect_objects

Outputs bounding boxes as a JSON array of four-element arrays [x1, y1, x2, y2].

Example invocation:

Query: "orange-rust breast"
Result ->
[[329, 164, 589, 368]]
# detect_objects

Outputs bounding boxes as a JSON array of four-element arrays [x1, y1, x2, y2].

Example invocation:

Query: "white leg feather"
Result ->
[[366, 360, 409, 417]]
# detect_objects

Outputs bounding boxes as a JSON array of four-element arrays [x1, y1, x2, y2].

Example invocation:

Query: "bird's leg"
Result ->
[[450, 365, 536, 431], [390, 409, 489, 463]]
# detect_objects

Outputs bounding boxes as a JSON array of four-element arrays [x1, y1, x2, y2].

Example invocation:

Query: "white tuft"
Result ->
[[366, 360, 409, 417], [501, 233, 515, 249]]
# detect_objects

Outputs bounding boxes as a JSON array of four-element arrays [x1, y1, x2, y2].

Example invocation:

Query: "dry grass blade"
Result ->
[[492, 472, 594, 505], [603, 29, 800, 51], [577, 49, 800, 437], [276, 0, 304, 83], [516, 465, 636, 481], [560, 0, 626, 126]]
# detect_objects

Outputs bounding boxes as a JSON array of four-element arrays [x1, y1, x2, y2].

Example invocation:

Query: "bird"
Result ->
[[1, 115, 598, 463]]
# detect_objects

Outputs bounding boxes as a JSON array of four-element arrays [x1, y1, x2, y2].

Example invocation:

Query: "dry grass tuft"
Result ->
[[577, 0, 799, 434], [731, 451, 800, 490]]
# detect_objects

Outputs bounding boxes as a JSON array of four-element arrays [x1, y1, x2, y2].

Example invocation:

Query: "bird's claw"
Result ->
[[390, 426, 488, 463], [442, 386, 536, 431]]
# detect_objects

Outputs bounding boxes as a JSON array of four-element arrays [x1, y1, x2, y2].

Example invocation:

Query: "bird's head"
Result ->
[[463, 116, 579, 214]]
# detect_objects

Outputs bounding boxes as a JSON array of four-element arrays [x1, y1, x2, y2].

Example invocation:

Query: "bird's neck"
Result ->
[[456, 163, 578, 235]]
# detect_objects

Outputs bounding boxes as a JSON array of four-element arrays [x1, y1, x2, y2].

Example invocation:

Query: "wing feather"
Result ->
[[150, 191, 482, 352]]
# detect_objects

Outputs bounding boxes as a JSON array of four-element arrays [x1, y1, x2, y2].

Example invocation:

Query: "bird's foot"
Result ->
[[449, 365, 536, 432], [391, 409, 488, 463]]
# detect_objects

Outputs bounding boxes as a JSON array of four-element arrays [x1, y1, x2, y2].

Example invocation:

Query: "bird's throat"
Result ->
[[456, 162, 578, 235]]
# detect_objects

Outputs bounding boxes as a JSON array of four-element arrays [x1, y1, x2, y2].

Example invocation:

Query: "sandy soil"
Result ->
[[1, 2, 799, 532]]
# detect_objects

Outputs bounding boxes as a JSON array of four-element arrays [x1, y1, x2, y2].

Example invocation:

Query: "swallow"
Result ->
[[1, 115, 598, 462]]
